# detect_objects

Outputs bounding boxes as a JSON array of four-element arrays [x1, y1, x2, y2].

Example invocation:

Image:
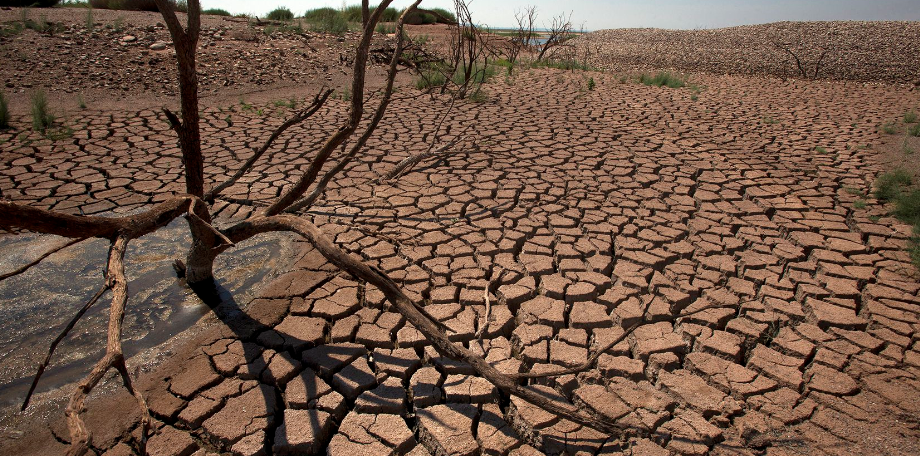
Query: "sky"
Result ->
[[199, 0, 920, 31]]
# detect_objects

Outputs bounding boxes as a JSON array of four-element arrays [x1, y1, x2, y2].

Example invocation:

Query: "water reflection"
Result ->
[[0, 218, 294, 410]]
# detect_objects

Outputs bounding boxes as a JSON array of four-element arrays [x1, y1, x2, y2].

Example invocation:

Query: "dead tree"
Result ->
[[537, 10, 575, 62], [772, 40, 829, 80], [417, 0, 495, 99], [506, 5, 537, 65], [0, 1, 738, 454]]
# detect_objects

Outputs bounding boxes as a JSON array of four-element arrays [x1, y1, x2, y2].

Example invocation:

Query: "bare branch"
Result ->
[[0, 237, 87, 281], [65, 236, 149, 455], [381, 140, 458, 181], [154, 0, 204, 197], [537, 11, 574, 61], [205, 88, 334, 202], [0, 197, 195, 240], [21, 283, 108, 411], [264, 0, 396, 216], [220, 215, 630, 435], [283, 0, 421, 214]]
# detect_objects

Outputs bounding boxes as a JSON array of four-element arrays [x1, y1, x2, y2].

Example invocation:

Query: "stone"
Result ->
[[806, 364, 859, 396], [202, 383, 276, 447], [146, 426, 197, 456], [330, 356, 379, 400], [272, 409, 333, 455], [327, 412, 416, 454], [354, 376, 405, 414], [416, 404, 480, 456]]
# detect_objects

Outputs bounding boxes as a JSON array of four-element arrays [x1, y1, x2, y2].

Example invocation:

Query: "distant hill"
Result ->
[[571, 21, 919, 83]]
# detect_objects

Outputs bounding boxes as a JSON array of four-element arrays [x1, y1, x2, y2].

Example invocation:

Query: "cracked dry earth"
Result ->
[[0, 68, 920, 456]]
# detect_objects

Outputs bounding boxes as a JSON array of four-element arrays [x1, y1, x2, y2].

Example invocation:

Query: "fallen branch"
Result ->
[[65, 236, 151, 456], [221, 214, 632, 435], [205, 88, 333, 202], [0, 237, 87, 281], [380, 141, 458, 181], [21, 283, 109, 411]]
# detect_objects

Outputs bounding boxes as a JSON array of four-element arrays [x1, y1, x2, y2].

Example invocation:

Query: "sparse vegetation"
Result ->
[[303, 7, 349, 34], [77, 94, 87, 109], [587, 77, 595, 91], [0, 92, 9, 130], [30, 89, 55, 133], [639, 71, 686, 88], [87, 0, 184, 11], [202, 8, 230, 16], [376, 22, 396, 34], [874, 168, 920, 264], [903, 111, 918, 124], [881, 120, 898, 134], [265, 6, 294, 21], [909, 123, 920, 137], [815, 146, 828, 154]]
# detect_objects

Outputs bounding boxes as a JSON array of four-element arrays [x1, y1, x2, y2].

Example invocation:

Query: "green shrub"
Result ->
[[30, 89, 55, 133], [587, 77, 595, 90], [532, 59, 593, 71], [202, 8, 230, 16], [874, 169, 919, 227], [375, 22, 396, 34], [429, 7, 455, 22], [874, 169, 921, 265], [342, 4, 363, 22], [0, 92, 9, 130], [304, 7, 348, 34], [880, 121, 898, 134], [380, 6, 399, 22], [405, 11, 435, 25], [266, 6, 294, 21], [416, 68, 446, 90], [0, 0, 61, 6], [451, 62, 496, 86], [909, 123, 920, 137], [87, 0, 184, 11], [904, 111, 918, 124], [639, 71, 685, 88]]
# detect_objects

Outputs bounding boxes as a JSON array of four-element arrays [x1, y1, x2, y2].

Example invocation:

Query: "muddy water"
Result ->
[[0, 219, 295, 410]]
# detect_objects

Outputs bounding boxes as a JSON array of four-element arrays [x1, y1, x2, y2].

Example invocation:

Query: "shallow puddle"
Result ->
[[0, 218, 295, 410]]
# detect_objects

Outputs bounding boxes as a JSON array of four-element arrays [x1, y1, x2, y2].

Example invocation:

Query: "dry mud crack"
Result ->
[[0, 43, 920, 456]]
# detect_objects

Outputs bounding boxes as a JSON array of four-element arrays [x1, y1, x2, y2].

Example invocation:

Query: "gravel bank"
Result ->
[[572, 21, 919, 83]]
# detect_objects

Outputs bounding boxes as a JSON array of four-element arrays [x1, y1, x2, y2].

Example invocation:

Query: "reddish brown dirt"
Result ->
[[0, 7, 919, 456]]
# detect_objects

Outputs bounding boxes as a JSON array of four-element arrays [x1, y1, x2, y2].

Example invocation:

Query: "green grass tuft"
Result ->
[[0, 92, 9, 130], [874, 168, 920, 264], [31, 90, 55, 133], [303, 7, 348, 34], [903, 111, 918, 124], [909, 123, 920, 137], [266, 7, 294, 21], [639, 71, 685, 88], [202, 8, 231, 16], [881, 121, 898, 135]]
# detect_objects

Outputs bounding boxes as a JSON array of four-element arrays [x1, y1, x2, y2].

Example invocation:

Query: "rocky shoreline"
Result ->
[[573, 21, 920, 83]]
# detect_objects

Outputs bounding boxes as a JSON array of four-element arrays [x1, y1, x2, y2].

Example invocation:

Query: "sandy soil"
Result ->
[[0, 7, 919, 456]]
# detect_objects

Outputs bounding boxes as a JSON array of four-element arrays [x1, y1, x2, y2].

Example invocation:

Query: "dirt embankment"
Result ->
[[573, 21, 920, 83]]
